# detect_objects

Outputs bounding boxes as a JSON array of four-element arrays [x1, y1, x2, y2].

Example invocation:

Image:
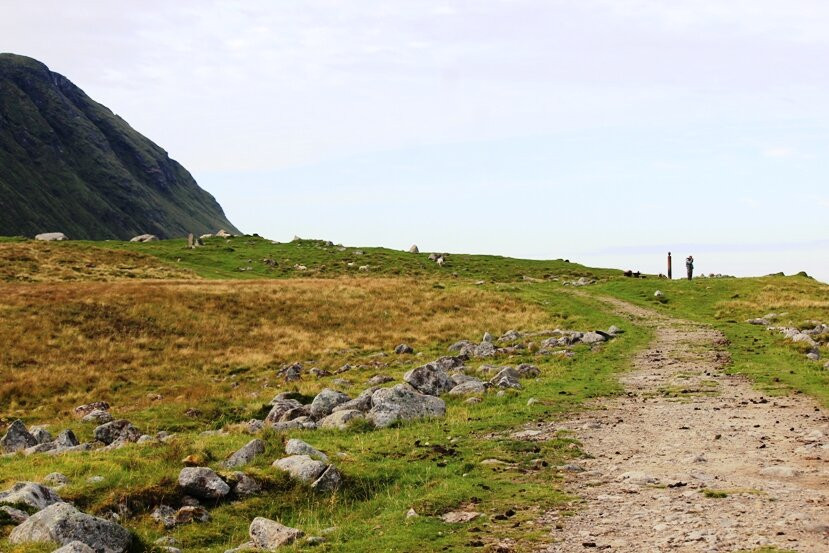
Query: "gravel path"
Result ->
[[538, 296, 829, 552]]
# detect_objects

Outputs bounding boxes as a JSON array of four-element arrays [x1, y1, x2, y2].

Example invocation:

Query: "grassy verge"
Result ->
[[591, 274, 829, 406]]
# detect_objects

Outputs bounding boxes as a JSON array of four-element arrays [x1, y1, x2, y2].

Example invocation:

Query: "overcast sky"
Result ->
[[3, 1, 828, 281]]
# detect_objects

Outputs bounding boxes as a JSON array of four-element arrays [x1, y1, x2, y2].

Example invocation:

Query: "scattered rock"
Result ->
[[264, 399, 303, 425], [367, 374, 394, 386], [441, 511, 481, 523], [406, 508, 419, 519], [174, 506, 211, 525], [129, 234, 158, 242], [273, 455, 327, 483], [74, 402, 110, 418], [490, 368, 522, 389], [0, 505, 29, 524], [249, 517, 304, 550], [408, 245, 419, 253], [404, 363, 455, 396], [82, 410, 113, 424], [93, 420, 141, 445], [759, 466, 802, 478], [311, 465, 343, 493], [309, 389, 351, 419], [1, 419, 37, 452], [31, 427, 53, 444], [654, 290, 664, 298], [319, 409, 364, 430], [9, 502, 131, 553], [54, 430, 79, 449], [178, 467, 230, 499], [394, 343, 414, 354], [152, 505, 177, 529], [618, 471, 658, 485], [448, 380, 487, 395], [285, 439, 329, 462], [34, 232, 68, 241], [0, 482, 62, 511], [223, 439, 266, 468], [230, 472, 262, 496], [368, 384, 446, 428]]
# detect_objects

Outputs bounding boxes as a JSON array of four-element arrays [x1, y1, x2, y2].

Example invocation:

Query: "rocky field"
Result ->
[[0, 236, 826, 552]]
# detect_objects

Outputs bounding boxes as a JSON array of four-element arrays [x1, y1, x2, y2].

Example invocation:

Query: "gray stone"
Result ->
[[9, 503, 131, 553], [230, 472, 261, 496], [311, 466, 342, 493], [223, 439, 266, 468], [607, 325, 623, 335], [73, 402, 110, 418], [394, 343, 414, 354], [319, 409, 364, 430], [448, 340, 473, 352], [55, 430, 80, 449], [515, 363, 540, 378], [368, 384, 446, 428], [332, 391, 374, 413], [52, 541, 96, 553], [34, 232, 68, 241], [367, 374, 394, 386], [273, 455, 327, 483], [178, 467, 230, 499], [1, 419, 37, 452], [0, 505, 29, 523], [31, 427, 53, 444], [448, 380, 487, 395], [490, 368, 521, 389], [174, 506, 210, 525], [93, 420, 140, 445], [284, 439, 329, 463], [82, 410, 113, 424], [264, 399, 303, 425], [403, 364, 455, 396], [482, 332, 493, 343], [151, 505, 176, 529], [309, 389, 351, 419], [0, 482, 62, 511], [580, 331, 607, 344], [129, 234, 158, 242], [408, 245, 419, 253], [249, 517, 304, 550]]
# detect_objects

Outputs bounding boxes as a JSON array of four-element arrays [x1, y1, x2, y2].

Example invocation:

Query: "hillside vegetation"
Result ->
[[0, 54, 239, 240]]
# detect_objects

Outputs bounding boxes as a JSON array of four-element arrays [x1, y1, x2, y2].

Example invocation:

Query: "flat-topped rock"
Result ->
[[9, 502, 131, 553]]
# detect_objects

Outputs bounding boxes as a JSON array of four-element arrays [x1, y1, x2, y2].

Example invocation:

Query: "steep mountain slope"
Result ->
[[0, 53, 239, 239]]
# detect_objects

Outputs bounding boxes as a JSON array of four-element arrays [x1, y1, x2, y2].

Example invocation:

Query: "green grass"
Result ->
[[591, 274, 829, 406]]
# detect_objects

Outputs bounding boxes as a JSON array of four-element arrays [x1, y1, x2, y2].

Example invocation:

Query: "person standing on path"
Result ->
[[686, 255, 694, 280]]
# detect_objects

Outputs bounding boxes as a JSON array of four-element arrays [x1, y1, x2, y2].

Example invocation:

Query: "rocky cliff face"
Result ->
[[0, 53, 240, 239]]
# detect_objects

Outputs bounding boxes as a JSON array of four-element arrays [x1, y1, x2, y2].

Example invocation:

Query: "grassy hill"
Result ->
[[0, 238, 825, 552], [0, 54, 239, 240]]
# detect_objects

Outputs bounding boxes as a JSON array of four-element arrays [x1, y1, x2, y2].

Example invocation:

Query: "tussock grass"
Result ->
[[0, 278, 549, 422]]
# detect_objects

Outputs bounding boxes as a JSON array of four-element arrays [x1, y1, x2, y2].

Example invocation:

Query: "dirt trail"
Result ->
[[538, 296, 829, 552]]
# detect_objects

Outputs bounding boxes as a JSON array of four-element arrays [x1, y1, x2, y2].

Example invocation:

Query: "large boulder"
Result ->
[[403, 364, 455, 396], [1, 420, 37, 452], [309, 389, 351, 419], [34, 232, 68, 241], [223, 439, 265, 468], [178, 467, 230, 499], [249, 517, 303, 550], [368, 384, 446, 428], [9, 502, 131, 553], [332, 390, 374, 413], [0, 482, 62, 511], [272, 455, 326, 483]]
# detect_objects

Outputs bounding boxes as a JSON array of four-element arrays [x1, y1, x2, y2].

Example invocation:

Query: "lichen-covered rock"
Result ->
[[368, 384, 446, 428], [0, 482, 62, 511], [223, 439, 265, 468], [34, 232, 68, 241], [311, 465, 342, 493], [82, 410, 113, 424], [174, 506, 211, 525], [229, 472, 261, 496], [0, 505, 29, 524], [31, 427, 53, 444], [93, 420, 140, 445], [73, 402, 110, 418], [332, 391, 374, 413], [309, 389, 351, 419], [490, 368, 521, 389], [581, 331, 608, 344], [9, 502, 131, 553], [272, 455, 327, 483], [448, 380, 487, 395], [178, 467, 230, 499], [284, 439, 329, 463], [1, 419, 37, 453], [249, 517, 304, 550], [403, 363, 455, 396], [54, 430, 80, 449], [264, 399, 303, 425]]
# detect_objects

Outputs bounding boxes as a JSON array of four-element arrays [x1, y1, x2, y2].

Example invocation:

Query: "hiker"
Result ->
[[686, 255, 694, 280]]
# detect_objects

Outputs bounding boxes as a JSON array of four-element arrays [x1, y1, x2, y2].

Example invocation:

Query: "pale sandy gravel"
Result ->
[[530, 296, 829, 552]]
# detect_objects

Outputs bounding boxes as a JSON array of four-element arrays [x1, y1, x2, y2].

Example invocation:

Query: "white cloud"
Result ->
[[763, 146, 796, 158]]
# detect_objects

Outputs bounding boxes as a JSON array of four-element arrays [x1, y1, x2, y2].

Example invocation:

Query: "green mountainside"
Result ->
[[0, 53, 239, 239]]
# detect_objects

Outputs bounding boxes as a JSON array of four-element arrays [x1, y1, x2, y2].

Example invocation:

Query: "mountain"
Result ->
[[0, 53, 240, 240]]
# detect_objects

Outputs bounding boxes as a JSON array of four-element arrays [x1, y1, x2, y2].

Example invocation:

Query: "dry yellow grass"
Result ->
[[0, 241, 196, 282], [0, 278, 550, 420]]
